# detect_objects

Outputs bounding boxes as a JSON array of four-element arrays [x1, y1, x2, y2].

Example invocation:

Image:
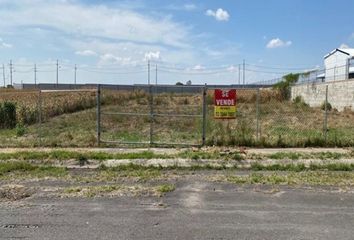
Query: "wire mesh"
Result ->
[[151, 85, 204, 146]]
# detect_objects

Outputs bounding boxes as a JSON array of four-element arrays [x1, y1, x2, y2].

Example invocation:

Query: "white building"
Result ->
[[323, 48, 354, 81]]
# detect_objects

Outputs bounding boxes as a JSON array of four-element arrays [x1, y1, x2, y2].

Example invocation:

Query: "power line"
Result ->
[[37, 69, 56, 73], [6, 60, 322, 72], [245, 68, 291, 75], [158, 69, 234, 75], [14, 69, 34, 73], [246, 63, 320, 71], [79, 68, 147, 74]]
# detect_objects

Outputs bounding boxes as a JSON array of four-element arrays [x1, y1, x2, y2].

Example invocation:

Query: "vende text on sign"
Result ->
[[214, 89, 237, 119]]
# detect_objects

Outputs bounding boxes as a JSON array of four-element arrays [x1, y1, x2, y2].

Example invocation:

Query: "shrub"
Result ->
[[293, 96, 309, 108], [273, 73, 300, 101], [321, 101, 332, 111], [15, 123, 26, 137], [0, 101, 17, 129]]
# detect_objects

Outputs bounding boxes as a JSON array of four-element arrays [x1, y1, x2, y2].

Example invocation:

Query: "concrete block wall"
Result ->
[[291, 79, 354, 111]]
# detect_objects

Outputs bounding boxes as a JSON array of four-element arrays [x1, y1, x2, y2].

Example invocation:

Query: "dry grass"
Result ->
[[0, 89, 97, 124]]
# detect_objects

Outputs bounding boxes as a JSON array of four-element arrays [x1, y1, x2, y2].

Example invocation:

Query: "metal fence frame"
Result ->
[[96, 84, 208, 147], [0, 84, 337, 148], [96, 84, 333, 147]]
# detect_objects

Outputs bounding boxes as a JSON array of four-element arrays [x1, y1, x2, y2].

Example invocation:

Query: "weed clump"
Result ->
[[15, 123, 26, 137], [321, 101, 332, 111]]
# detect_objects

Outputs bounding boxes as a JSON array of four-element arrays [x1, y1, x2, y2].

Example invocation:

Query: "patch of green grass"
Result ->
[[0, 161, 67, 178], [225, 172, 354, 186], [250, 163, 307, 172], [314, 152, 344, 160], [250, 163, 354, 172], [263, 151, 349, 160], [267, 152, 303, 160], [309, 163, 354, 171], [177, 150, 245, 161], [177, 150, 219, 160], [156, 184, 175, 193], [0, 161, 36, 175], [0, 150, 169, 161]]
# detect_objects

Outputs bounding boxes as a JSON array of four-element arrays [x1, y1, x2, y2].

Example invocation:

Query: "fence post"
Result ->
[[202, 84, 207, 146], [323, 85, 328, 143], [149, 84, 154, 146], [96, 84, 101, 146], [37, 90, 42, 147], [256, 88, 260, 142]]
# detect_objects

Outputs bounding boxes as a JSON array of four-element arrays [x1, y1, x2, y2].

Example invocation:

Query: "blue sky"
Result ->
[[0, 0, 353, 85]]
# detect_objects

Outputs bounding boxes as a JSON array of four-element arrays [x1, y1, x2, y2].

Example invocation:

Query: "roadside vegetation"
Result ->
[[3, 158, 354, 201], [0, 150, 168, 161], [221, 172, 354, 186], [0, 149, 352, 162]]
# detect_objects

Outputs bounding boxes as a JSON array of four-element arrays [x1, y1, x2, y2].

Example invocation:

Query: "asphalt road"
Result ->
[[1, 182, 354, 240]]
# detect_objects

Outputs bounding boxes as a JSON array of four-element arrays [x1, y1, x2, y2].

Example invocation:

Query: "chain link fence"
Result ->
[[97, 85, 205, 147], [0, 85, 353, 147]]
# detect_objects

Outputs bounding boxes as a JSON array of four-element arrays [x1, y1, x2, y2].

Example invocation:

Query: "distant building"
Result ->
[[323, 48, 354, 81]]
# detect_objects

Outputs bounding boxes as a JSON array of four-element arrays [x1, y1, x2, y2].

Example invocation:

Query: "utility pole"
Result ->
[[9, 60, 13, 86], [34, 64, 37, 85], [155, 64, 157, 85], [2, 64, 5, 87], [74, 64, 77, 85], [56, 59, 59, 86], [243, 59, 245, 86], [147, 60, 150, 85]]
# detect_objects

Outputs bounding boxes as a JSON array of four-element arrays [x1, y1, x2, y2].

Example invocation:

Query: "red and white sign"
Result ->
[[214, 89, 237, 119]]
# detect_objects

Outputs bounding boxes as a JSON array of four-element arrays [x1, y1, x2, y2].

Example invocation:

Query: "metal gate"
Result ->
[[96, 84, 207, 147]]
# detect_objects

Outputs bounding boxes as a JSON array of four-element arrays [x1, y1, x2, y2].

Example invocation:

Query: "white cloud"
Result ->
[[0, 38, 12, 48], [205, 8, 230, 21], [184, 4, 197, 11], [266, 38, 292, 49], [144, 51, 161, 61], [0, 0, 190, 48], [339, 43, 349, 49], [227, 65, 237, 72], [75, 50, 97, 56], [99, 53, 133, 66], [192, 64, 205, 70]]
